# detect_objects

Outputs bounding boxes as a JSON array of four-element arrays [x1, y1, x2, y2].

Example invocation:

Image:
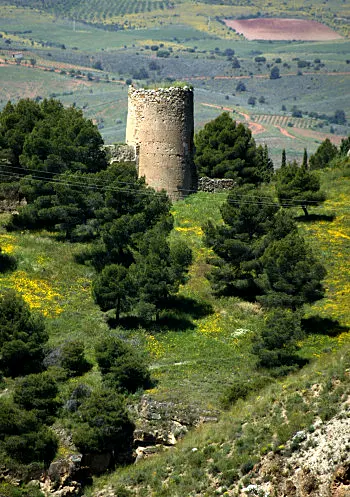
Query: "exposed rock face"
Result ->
[[131, 395, 219, 461], [126, 86, 197, 201], [237, 400, 350, 497], [40, 455, 83, 497]]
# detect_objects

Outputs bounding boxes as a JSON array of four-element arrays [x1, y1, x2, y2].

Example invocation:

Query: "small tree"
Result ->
[[0, 247, 17, 272], [236, 81, 246, 92], [269, 66, 280, 79], [340, 135, 350, 156], [60, 340, 92, 377], [92, 264, 131, 320], [309, 138, 338, 170], [204, 185, 280, 298], [252, 309, 304, 373], [95, 337, 151, 393], [255, 144, 274, 183], [194, 112, 264, 182], [332, 110, 346, 125], [0, 290, 48, 377], [302, 148, 308, 168], [276, 162, 326, 216], [281, 149, 286, 168], [256, 232, 326, 310], [13, 372, 60, 424], [72, 389, 134, 458]]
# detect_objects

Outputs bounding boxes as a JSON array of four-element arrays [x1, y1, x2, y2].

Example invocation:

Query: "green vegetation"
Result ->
[[309, 137, 339, 170], [194, 112, 273, 182], [0, 60, 349, 495], [0, 289, 48, 377], [95, 337, 151, 393], [276, 161, 326, 216], [71, 389, 134, 457]]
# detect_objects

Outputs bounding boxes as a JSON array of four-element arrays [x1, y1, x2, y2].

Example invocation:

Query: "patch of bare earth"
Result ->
[[224, 18, 342, 41], [292, 128, 346, 145]]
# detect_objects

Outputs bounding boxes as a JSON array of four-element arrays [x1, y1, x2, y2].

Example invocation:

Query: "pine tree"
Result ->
[[302, 148, 308, 169], [276, 162, 325, 216], [281, 149, 286, 168], [194, 112, 265, 183]]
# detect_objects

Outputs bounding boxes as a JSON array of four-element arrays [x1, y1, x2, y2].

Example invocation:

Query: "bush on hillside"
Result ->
[[0, 248, 17, 273], [95, 337, 151, 393], [276, 161, 326, 216], [60, 340, 92, 377], [0, 290, 48, 377], [13, 372, 60, 424], [252, 309, 305, 372], [0, 398, 58, 465], [71, 389, 134, 457], [309, 138, 338, 170]]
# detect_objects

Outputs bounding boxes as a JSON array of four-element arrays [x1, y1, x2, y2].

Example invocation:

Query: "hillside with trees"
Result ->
[[0, 101, 349, 496]]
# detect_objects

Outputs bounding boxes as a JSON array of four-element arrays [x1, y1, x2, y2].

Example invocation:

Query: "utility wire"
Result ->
[[0, 164, 344, 209]]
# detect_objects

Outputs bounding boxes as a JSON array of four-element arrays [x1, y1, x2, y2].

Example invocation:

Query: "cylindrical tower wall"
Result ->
[[125, 86, 197, 200]]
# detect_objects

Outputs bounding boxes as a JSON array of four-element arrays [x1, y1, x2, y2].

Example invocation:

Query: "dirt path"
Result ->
[[200, 103, 266, 135], [275, 125, 295, 139]]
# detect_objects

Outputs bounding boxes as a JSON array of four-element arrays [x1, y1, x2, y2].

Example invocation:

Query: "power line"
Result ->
[[0, 166, 348, 211]]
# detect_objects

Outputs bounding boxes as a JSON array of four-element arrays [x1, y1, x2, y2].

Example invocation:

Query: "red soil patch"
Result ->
[[291, 127, 345, 145], [275, 125, 295, 139], [249, 122, 266, 135], [224, 18, 342, 41]]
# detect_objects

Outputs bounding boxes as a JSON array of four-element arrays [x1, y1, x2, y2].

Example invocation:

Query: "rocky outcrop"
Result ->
[[131, 395, 219, 462], [40, 455, 83, 497], [236, 399, 350, 496]]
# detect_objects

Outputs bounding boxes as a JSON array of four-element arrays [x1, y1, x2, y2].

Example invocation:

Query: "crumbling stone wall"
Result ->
[[198, 177, 236, 192], [104, 144, 135, 164], [126, 86, 197, 200]]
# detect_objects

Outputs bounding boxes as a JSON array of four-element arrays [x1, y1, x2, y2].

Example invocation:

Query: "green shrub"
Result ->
[[252, 310, 305, 371], [72, 389, 134, 457], [13, 372, 59, 424], [221, 376, 272, 408], [0, 290, 48, 377], [0, 483, 45, 497], [60, 340, 92, 377], [0, 399, 58, 466], [3, 428, 57, 465], [95, 337, 151, 393], [0, 248, 17, 272]]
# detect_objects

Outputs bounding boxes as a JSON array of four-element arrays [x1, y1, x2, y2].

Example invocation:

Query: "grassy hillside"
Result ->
[[0, 163, 349, 486], [87, 164, 350, 496], [0, 166, 349, 408]]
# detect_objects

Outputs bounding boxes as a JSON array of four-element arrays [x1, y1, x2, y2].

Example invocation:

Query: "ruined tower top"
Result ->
[[125, 85, 197, 201]]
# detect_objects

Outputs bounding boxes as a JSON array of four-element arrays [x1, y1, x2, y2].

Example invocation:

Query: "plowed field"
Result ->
[[224, 18, 342, 41]]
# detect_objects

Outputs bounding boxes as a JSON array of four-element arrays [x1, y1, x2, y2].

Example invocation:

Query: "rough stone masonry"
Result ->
[[125, 86, 197, 201]]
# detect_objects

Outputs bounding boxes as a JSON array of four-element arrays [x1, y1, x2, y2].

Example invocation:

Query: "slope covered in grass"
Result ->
[[89, 163, 350, 496], [0, 161, 349, 495]]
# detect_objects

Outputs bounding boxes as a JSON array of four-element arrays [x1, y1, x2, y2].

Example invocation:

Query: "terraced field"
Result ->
[[253, 114, 319, 129]]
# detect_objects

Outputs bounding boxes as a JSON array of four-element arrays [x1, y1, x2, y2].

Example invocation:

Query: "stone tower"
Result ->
[[125, 86, 197, 200]]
